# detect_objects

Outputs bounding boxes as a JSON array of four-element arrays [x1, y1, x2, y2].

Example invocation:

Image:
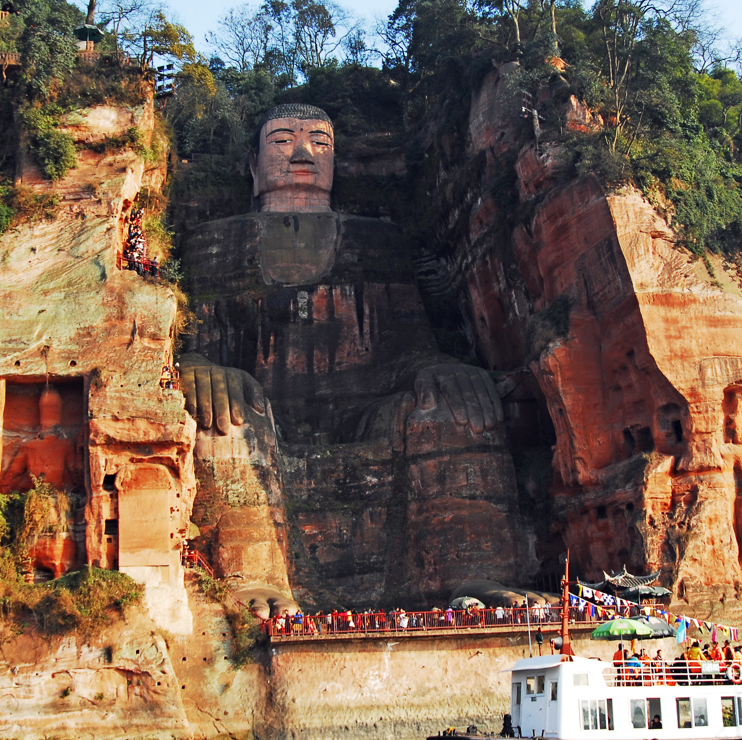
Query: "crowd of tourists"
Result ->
[[122, 206, 159, 277], [160, 363, 180, 390], [613, 639, 742, 687], [264, 602, 582, 636]]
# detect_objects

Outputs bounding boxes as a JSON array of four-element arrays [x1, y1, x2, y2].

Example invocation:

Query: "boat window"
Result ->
[[574, 673, 589, 686], [693, 698, 708, 727], [598, 700, 607, 729], [550, 681, 558, 701], [631, 699, 647, 729], [580, 699, 613, 731], [582, 701, 591, 730], [677, 699, 692, 729], [537, 676, 545, 694], [648, 698, 662, 730], [526, 677, 536, 695], [737, 697, 742, 724], [513, 683, 522, 706], [722, 697, 738, 727]]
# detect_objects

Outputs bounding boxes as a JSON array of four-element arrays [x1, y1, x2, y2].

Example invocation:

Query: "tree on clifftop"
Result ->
[[14, 0, 82, 97], [206, 0, 359, 87]]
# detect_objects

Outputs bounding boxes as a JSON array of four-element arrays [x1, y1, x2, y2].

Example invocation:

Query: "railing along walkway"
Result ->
[[606, 660, 742, 687], [117, 252, 160, 277], [184, 552, 265, 622], [268, 607, 605, 642], [0, 51, 21, 65]]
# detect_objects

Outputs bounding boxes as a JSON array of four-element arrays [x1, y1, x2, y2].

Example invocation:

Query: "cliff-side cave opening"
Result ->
[[623, 429, 636, 456], [656, 402, 685, 454], [636, 427, 655, 453], [33, 567, 54, 584]]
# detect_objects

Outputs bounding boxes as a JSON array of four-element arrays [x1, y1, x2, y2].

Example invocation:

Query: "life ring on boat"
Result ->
[[727, 663, 742, 684]]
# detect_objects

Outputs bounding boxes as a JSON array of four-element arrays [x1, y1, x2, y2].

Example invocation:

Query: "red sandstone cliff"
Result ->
[[418, 65, 742, 623], [0, 93, 196, 632]]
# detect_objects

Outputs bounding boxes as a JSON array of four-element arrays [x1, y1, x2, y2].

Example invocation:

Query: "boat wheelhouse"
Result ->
[[509, 653, 742, 739]]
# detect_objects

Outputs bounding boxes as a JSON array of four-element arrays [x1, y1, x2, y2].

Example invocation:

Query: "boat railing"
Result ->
[[266, 606, 601, 638], [604, 660, 742, 687]]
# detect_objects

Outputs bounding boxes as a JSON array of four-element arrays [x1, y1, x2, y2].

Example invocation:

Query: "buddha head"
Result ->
[[250, 104, 334, 213]]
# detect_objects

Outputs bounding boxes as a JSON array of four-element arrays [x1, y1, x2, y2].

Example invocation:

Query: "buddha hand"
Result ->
[[179, 353, 266, 434], [414, 363, 504, 435]]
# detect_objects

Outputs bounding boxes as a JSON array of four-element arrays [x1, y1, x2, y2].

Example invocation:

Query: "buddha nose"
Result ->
[[290, 141, 314, 164]]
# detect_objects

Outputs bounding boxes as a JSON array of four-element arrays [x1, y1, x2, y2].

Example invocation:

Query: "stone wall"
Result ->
[[263, 630, 676, 740]]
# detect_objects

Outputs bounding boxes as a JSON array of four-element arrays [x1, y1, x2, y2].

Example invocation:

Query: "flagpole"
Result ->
[[560, 550, 575, 657]]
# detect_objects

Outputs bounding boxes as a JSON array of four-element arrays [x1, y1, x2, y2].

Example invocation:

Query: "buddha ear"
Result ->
[[248, 148, 259, 197]]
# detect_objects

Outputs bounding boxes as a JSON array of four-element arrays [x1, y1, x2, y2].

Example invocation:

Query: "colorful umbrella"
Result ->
[[634, 615, 677, 638], [590, 618, 653, 640]]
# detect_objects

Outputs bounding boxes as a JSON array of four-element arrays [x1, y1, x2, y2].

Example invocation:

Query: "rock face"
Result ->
[[523, 180, 742, 619], [411, 64, 742, 622], [0, 613, 190, 739], [0, 95, 196, 633]]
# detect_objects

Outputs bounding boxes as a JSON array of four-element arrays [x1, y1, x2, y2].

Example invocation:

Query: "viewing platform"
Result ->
[[266, 608, 606, 643]]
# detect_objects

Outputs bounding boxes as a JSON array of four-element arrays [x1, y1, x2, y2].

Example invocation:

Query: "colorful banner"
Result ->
[[573, 585, 740, 643]]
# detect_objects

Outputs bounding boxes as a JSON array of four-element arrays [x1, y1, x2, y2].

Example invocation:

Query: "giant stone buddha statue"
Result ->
[[179, 104, 529, 614]]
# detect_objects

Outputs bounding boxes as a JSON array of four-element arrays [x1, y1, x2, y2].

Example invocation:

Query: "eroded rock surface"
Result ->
[[0, 94, 196, 633], [0, 614, 190, 739], [415, 63, 742, 622]]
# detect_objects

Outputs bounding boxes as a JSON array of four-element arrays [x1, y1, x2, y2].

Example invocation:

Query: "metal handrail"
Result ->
[[266, 606, 603, 638], [184, 550, 267, 625], [0, 51, 21, 64], [117, 252, 159, 276], [605, 659, 742, 687]]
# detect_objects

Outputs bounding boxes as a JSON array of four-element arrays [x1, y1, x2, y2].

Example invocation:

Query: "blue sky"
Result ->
[[72, 0, 742, 56], [167, 0, 742, 55], [169, 0, 399, 52]]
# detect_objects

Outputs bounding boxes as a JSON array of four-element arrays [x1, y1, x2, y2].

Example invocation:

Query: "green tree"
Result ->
[[122, 9, 196, 68], [16, 0, 82, 98], [205, 4, 272, 73]]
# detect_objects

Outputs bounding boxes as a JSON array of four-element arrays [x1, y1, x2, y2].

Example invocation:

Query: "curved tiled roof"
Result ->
[[580, 565, 660, 590]]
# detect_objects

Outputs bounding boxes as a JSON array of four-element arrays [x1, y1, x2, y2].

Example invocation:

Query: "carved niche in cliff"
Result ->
[[0, 380, 86, 579]]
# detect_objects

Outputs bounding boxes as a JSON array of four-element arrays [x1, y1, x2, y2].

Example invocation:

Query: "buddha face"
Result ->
[[251, 116, 334, 212]]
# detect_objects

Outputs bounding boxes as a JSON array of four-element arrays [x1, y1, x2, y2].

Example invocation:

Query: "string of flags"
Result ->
[[570, 584, 740, 644]]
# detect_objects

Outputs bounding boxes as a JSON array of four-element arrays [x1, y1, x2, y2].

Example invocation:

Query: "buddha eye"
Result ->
[[270, 137, 292, 144]]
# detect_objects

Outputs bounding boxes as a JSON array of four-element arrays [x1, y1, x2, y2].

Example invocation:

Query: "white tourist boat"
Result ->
[[508, 555, 742, 740], [509, 652, 742, 739]]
